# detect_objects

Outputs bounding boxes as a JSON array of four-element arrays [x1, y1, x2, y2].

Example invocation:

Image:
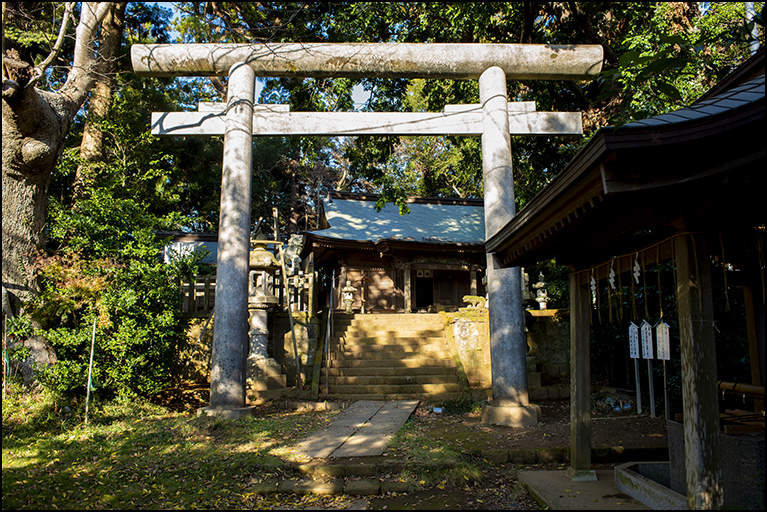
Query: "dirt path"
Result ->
[[416, 400, 668, 451]]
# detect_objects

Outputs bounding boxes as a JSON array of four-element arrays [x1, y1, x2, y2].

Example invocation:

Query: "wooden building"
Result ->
[[485, 50, 765, 507], [304, 191, 487, 313]]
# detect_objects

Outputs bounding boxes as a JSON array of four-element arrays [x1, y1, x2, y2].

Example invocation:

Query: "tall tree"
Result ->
[[2, 2, 119, 314]]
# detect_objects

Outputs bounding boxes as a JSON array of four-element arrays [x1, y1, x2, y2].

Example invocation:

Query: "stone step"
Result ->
[[334, 313, 445, 330], [327, 358, 456, 368], [247, 374, 287, 391], [325, 366, 458, 377], [327, 374, 459, 386], [339, 329, 445, 339], [328, 350, 449, 361], [246, 389, 293, 403], [331, 343, 446, 354], [334, 336, 447, 346], [339, 322, 446, 333], [321, 392, 464, 401], [328, 383, 462, 395]]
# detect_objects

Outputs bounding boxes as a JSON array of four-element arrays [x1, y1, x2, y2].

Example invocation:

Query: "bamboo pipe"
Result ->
[[718, 380, 765, 397]]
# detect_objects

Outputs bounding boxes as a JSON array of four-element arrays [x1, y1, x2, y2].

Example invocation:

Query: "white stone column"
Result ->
[[479, 67, 540, 427], [204, 63, 256, 418]]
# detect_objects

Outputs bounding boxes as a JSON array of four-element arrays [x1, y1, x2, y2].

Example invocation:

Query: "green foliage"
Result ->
[[27, 239, 198, 398], [28, 189, 214, 398], [597, 2, 764, 126], [4, 315, 34, 340]]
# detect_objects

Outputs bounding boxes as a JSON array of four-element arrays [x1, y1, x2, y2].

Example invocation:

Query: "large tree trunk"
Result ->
[[2, 2, 117, 314], [2, 86, 70, 310], [73, 3, 127, 200]]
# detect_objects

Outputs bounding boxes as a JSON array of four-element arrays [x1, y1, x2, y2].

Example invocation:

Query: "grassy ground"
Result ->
[[2, 383, 489, 510], [383, 402, 484, 488], [2, 383, 361, 509]]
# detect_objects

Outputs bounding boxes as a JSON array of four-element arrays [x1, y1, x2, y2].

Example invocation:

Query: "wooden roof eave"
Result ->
[[376, 239, 485, 256], [484, 127, 612, 266], [485, 97, 765, 269], [305, 232, 486, 266]]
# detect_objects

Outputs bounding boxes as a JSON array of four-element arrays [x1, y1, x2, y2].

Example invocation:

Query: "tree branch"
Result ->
[[28, 2, 75, 87], [567, 2, 618, 66], [520, 1, 536, 44], [59, 2, 114, 112]]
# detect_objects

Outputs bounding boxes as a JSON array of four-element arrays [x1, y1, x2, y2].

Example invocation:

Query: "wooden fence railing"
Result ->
[[180, 270, 314, 318], [180, 276, 216, 318]]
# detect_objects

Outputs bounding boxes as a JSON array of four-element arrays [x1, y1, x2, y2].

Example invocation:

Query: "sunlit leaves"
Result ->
[[598, 2, 762, 127]]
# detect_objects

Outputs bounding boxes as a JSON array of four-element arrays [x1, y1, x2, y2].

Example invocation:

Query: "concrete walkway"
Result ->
[[293, 400, 419, 459], [519, 469, 651, 510]]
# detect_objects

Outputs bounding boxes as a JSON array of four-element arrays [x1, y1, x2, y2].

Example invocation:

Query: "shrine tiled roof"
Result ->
[[310, 193, 485, 245], [622, 73, 764, 129]]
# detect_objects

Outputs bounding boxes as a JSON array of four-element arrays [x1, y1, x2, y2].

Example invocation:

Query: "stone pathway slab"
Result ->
[[293, 400, 418, 459], [332, 400, 419, 457]]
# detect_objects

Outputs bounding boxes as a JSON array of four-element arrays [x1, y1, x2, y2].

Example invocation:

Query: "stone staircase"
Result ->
[[322, 313, 465, 400]]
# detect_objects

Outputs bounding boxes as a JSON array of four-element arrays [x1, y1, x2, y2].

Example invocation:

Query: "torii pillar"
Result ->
[[479, 67, 540, 427], [200, 63, 257, 418]]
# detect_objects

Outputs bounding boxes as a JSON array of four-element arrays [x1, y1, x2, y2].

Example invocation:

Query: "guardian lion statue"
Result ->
[[462, 295, 486, 309]]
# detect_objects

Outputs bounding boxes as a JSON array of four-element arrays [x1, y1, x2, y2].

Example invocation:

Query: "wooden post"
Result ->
[[182, 278, 190, 313], [406, 269, 414, 312], [743, 283, 765, 411], [203, 275, 211, 313], [674, 233, 723, 509], [567, 271, 597, 481], [191, 277, 199, 313]]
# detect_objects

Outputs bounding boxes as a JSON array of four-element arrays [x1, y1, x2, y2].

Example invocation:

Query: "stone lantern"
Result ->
[[342, 280, 356, 314], [533, 272, 549, 310], [244, 239, 287, 399], [247, 240, 280, 358]]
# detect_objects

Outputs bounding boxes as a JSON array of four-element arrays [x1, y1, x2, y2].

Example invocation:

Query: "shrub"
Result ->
[[25, 194, 210, 399]]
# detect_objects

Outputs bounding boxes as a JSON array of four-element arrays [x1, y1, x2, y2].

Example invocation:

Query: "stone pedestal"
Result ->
[[481, 401, 542, 427], [246, 307, 286, 395], [248, 308, 269, 358], [246, 356, 286, 392], [277, 312, 318, 387]]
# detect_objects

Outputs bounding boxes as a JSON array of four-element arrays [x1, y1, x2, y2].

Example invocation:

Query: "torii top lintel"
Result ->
[[131, 43, 603, 80]]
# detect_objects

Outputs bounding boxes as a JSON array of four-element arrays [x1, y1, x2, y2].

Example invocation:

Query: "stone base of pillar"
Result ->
[[566, 467, 598, 482], [481, 401, 542, 427], [197, 405, 256, 419]]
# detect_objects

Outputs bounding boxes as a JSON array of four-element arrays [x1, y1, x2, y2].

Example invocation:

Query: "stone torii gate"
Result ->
[[132, 42, 603, 423]]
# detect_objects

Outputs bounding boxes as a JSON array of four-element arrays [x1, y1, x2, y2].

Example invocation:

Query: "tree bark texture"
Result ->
[[2, 2, 117, 313]]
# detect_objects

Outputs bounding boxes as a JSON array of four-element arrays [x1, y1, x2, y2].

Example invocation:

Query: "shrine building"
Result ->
[[303, 191, 487, 313]]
